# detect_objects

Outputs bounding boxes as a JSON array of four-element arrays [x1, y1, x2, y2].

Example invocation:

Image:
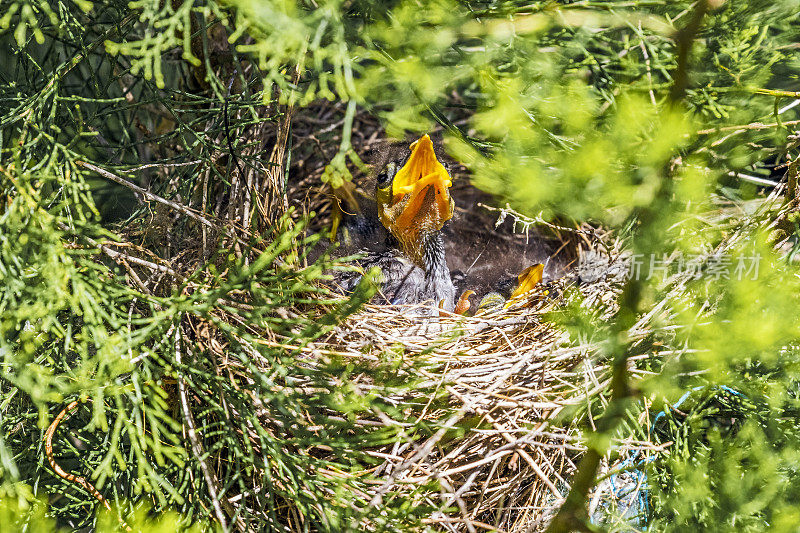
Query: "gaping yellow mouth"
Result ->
[[390, 134, 453, 235], [508, 264, 544, 301]]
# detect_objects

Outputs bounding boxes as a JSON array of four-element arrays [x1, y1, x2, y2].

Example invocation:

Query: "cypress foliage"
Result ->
[[1, 0, 800, 531]]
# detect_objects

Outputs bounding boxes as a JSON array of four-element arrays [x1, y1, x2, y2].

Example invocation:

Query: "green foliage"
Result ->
[[649, 386, 800, 531], [3, 0, 800, 530], [0, 485, 56, 533], [104, 0, 203, 88], [0, 483, 208, 531]]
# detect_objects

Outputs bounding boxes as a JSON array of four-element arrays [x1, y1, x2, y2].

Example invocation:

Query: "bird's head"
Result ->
[[376, 135, 454, 267]]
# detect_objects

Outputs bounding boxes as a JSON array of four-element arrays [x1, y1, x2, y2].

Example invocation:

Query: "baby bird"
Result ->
[[335, 135, 457, 312]]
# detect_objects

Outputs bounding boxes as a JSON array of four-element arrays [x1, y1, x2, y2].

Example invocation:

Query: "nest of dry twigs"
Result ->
[[311, 236, 648, 532], [260, 102, 649, 531], [109, 94, 656, 531]]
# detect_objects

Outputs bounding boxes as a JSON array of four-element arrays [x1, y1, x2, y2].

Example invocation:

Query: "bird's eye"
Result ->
[[377, 161, 398, 188]]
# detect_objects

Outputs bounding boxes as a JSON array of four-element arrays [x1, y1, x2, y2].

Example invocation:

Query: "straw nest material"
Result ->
[[280, 113, 656, 530], [295, 211, 658, 532]]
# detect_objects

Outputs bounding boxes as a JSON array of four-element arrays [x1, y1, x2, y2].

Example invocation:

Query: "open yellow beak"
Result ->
[[391, 135, 453, 234], [508, 264, 544, 301]]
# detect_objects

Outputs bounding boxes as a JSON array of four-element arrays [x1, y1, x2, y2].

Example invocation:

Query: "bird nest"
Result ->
[[181, 99, 657, 529], [292, 218, 652, 532], [277, 117, 650, 529]]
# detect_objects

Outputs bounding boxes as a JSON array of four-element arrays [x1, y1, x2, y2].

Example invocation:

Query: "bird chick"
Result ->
[[337, 135, 457, 312]]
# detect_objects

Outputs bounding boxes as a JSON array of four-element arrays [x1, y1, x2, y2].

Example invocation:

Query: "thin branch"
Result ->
[[175, 322, 237, 532], [76, 161, 217, 230], [97, 241, 179, 276], [696, 119, 800, 136], [58, 221, 180, 277], [668, 0, 710, 104], [729, 171, 779, 188], [124, 160, 203, 171], [45, 401, 132, 531]]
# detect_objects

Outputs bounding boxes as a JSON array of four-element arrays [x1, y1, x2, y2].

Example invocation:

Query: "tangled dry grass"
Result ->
[[314, 246, 637, 532]]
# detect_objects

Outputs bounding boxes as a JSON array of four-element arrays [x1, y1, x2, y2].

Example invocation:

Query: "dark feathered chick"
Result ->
[[336, 135, 457, 312], [477, 263, 544, 311]]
